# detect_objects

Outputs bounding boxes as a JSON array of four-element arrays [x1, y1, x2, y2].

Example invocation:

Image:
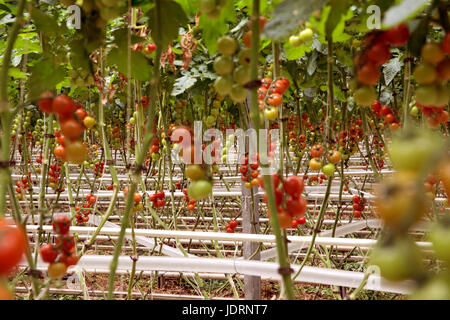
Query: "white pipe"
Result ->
[[22, 255, 414, 295], [25, 224, 433, 249]]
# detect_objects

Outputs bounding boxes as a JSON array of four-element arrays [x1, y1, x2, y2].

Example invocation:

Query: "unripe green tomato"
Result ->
[[289, 35, 302, 47], [83, 161, 89, 166], [230, 84, 247, 103], [213, 55, 234, 75], [322, 163, 335, 177], [410, 106, 419, 117], [129, 117, 135, 125], [289, 146, 296, 152], [217, 36, 237, 56], [298, 28, 313, 42], [152, 152, 160, 161], [293, 156, 300, 162], [222, 147, 228, 155], [222, 155, 227, 163]]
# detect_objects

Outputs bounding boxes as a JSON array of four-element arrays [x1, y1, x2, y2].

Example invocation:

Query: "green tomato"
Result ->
[[409, 106, 419, 117], [214, 76, 233, 95], [264, 107, 278, 121], [322, 163, 335, 177], [370, 237, 424, 282], [229, 84, 247, 103], [354, 86, 376, 106], [298, 28, 313, 42], [233, 65, 250, 85], [152, 152, 160, 161], [238, 48, 251, 65], [289, 35, 302, 47], [429, 222, 450, 265], [409, 275, 450, 300], [213, 55, 234, 75], [187, 180, 212, 201], [217, 36, 237, 56], [388, 129, 443, 173]]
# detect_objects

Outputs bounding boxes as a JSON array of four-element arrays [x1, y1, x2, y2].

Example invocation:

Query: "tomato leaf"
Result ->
[[148, 0, 188, 51], [263, 0, 326, 40], [30, 7, 67, 38], [172, 71, 198, 96], [382, 0, 431, 29], [107, 47, 152, 82], [383, 56, 403, 86], [29, 59, 65, 99]]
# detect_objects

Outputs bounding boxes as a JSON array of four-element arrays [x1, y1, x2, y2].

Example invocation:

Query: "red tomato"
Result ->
[[40, 244, 58, 263], [52, 95, 75, 116], [52, 216, 71, 235], [286, 196, 307, 217], [0, 218, 26, 275], [384, 23, 410, 47], [283, 176, 305, 196], [357, 62, 380, 85], [60, 118, 83, 141], [38, 92, 54, 113]]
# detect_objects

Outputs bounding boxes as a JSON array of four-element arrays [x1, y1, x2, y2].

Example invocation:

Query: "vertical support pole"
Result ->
[[242, 187, 261, 299], [242, 99, 260, 299]]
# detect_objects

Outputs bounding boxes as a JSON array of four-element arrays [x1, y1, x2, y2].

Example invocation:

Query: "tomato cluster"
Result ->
[[74, 193, 97, 224], [38, 92, 92, 164], [261, 174, 307, 229], [240, 153, 260, 189], [94, 161, 105, 178], [149, 190, 166, 209], [259, 77, 290, 121], [353, 24, 410, 106], [40, 216, 78, 279], [351, 195, 366, 218], [414, 34, 450, 111], [47, 162, 64, 192], [225, 220, 238, 233], [14, 174, 32, 201], [371, 100, 400, 130], [213, 36, 249, 103]]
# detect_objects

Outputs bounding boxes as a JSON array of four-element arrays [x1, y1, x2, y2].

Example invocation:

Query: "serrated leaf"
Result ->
[[382, 0, 431, 29], [172, 72, 197, 96], [263, 0, 326, 40], [383, 57, 403, 86], [148, 0, 188, 51], [29, 59, 65, 99]]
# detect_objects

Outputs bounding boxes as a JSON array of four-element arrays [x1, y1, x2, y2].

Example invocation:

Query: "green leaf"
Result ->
[[107, 47, 152, 82], [29, 59, 65, 99], [263, 0, 326, 40], [198, 0, 236, 55], [172, 72, 197, 96], [8, 67, 28, 79], [383, 56, 403, 86], [382, 0, 431, 29], [30, 7, 67, 38], [283, 40, 311, 60], [333, 84, 346, 102], [148, 0, 188, 51], [325, 0, 349, 37]]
